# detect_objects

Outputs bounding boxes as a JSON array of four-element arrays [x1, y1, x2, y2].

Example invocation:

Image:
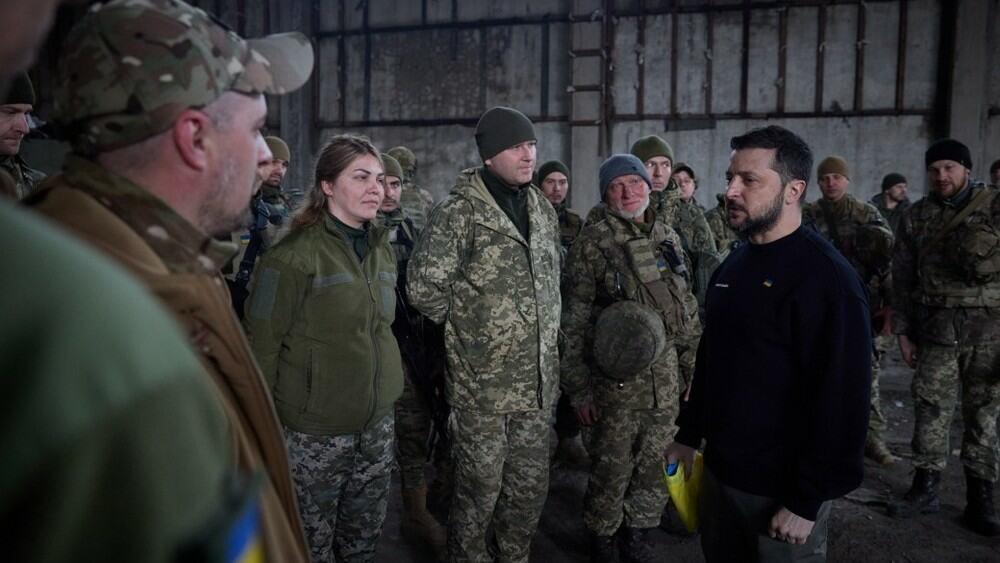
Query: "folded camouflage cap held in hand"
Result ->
[[54, 0, 314, 154]]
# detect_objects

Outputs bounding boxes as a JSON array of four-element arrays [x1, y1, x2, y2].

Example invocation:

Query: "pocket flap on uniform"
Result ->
[[313, 272, 354, 288]]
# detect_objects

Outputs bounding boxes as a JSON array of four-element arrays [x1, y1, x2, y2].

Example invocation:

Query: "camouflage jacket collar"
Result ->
[[62, 154, 236, 274], [932, 179, 980, 209], [452, 166, 537, 245], [604, 206, 658, 238]]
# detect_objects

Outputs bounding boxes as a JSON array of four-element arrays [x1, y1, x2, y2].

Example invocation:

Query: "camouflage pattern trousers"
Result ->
[[584, 407, 677, 536], [448, 408, 549, 563], [394, 367, 451, 493], [284, 414, 395, 563], [869, 338, 889, 438], [911, 342, 1000, 481]]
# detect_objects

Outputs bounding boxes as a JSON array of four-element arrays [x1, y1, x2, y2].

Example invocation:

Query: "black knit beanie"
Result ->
[[925, 139, 972, 169], [5, 73, 34, 105], [537, 160, 570, 184], [881, 173, 907, 192], [475, 106, 536, 161]]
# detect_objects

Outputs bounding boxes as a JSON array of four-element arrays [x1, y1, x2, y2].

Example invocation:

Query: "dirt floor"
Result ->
[[376, 347, 1000, 562]]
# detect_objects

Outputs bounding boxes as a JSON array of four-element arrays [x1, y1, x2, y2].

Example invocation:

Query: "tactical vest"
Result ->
[[910, 185, 1000, 308]]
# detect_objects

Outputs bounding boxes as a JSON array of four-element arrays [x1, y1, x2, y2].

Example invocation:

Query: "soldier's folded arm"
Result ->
[[406, 196, 474, 324], [243, 255, 309, 388]]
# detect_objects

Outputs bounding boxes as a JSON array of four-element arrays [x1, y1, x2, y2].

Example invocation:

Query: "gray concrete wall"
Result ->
[[259, 0, 961, 217], [31, 1, 993, 219]]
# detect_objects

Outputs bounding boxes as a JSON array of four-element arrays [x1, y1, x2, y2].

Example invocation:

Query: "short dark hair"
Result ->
[[990, 159, 1000, 175], [729, 126, 814, 189]]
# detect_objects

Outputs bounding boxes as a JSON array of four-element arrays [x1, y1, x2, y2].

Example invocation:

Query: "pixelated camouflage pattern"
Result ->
[[555, 203, 584, 250], [705, 193, 741, 257], [448, 408, 549, 563], [407, 167, 562, 414], [53, 0, 313, 153], [284, 415, 395, 563], [399, 181, 435, 232], [651, 184, 719, 306], [892, 183, 1000, 339], [584, 404, 677, 535], [0, 155, 45, 200], [910, 342, 1000, 481], [561, 209, 697, 410], [394, 372, 435, 490], [891, 183, 1000, 483], [803, 195, 894, 305]]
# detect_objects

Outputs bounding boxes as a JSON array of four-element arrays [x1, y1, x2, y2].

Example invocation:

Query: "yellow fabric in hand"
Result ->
[[663, 451, 704, 532]]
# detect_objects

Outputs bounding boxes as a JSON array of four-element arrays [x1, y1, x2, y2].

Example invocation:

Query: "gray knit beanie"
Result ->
[[599, 154, 651, 200]]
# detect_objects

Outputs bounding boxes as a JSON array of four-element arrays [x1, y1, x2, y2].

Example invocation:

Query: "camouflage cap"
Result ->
[[53, 0, 314, 154]]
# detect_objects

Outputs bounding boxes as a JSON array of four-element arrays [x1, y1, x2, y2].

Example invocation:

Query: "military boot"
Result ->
[[590, 532, 619, 563], [887, 468, 940, 518], [865, 436, 898, 465], [620, 527, 657, 563], [962, 468, 1000, 537], [401, 485, 447, 555]]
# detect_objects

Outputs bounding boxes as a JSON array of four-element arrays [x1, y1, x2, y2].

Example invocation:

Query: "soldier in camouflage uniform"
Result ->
[[870, 172, 912, 234], [388, 145, 436, 232], [803, 156, 896, 465], [988, 159, 999, 188], [537, 159, 589, 466], [672, 162, 705, 212], [629, 136, 719, 310], [0, 72, 44, 200], [407, 107, 561, 563], [705, 193, 741, 257], [888, 139, 1000, 537], [27, 2, 315, 560], [380, 153, 449, 556], [562, 154, 700, 563]]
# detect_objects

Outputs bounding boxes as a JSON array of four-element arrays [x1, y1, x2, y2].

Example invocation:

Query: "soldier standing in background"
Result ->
[[888, 139, 1000, 537], [537, 158, 589, 467], [870, 172, 911, 234], [562, 154, 699, 563], [0, 72, 44, 200], [705, 192, 740, 257], [381, 152, 450, 557], [803, 156, 897, 466], [989, 159, 999, 187], [407, 106, 561, 563], [27, 1, 315, 559], [628, 136, 719, 309], [672, 162, 704, 212], [389, 145, 435, 231]]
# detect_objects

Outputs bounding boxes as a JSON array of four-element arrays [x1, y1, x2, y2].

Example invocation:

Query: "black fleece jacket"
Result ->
[[675, 226, 871, 520]]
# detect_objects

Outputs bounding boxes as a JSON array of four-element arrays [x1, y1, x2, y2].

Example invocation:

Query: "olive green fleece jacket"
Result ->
[[244, 213, 404, 435]]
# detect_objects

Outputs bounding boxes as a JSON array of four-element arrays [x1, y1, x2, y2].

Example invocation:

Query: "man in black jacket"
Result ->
[[666, 126, 871, 561]]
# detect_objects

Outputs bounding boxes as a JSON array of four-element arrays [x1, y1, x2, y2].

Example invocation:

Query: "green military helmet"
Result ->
[[593, 300, 667, 380], [387, 146, 417, 177]]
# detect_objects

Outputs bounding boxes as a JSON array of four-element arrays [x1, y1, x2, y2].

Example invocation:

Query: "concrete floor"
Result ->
[[375, 347, 1000, 562]]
